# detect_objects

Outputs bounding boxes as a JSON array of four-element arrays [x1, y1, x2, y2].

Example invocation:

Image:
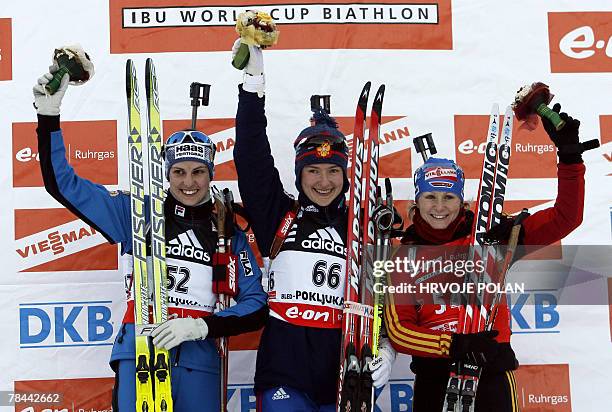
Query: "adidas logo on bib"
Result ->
[[300, 228, 345, 255], [271, 387, 290, 401]]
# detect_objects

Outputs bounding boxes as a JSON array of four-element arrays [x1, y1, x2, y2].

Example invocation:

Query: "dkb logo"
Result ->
[[19, 301, 114, 348], [509, 292, 560, 334]]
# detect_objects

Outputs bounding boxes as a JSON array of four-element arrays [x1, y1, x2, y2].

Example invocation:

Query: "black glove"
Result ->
[[541, 103, 583, 164], [450, 330, 500, 366], [482, 209, 530, 244]]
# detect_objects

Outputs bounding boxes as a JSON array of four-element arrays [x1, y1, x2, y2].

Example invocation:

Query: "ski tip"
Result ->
[[145, 59, 156, 99], [373, 84, 385, 110], [125, 59, 135, 97], [358, 82, 372, 110], [490, 102, 500, 114]]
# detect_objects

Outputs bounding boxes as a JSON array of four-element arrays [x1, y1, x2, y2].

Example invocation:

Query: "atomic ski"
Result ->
[[337, 82, 388, 412], [443, 104, 515, 412], [337, 81, 371, 412], [145, 58, 173, 412], [356, 85, 385, 412]]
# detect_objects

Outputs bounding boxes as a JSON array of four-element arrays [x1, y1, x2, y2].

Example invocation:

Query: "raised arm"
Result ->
[[34, 70, 133, 250], [233, 42, 294, 256]]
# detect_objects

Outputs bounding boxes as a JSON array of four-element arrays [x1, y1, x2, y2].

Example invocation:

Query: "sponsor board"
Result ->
[[454, 114, 557, 179], [337, 116, 412, 178], [12, 121, 118, 187], [14, 377, 113, 412], [548, 12, 612, 73], [110, 0, 452, 53], [0, 18, 12, 80], [514, 364, 572, 411], [15, 209, 117, 272], [164, 116, 412, 181], [19, 300, 115, 348], [509, 291, 560, 334]]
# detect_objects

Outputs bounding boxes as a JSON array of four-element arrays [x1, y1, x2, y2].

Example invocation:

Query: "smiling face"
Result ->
[[168, 161, 211, 206], [300, 163, 344, 207], [416, 191, 462, 230]]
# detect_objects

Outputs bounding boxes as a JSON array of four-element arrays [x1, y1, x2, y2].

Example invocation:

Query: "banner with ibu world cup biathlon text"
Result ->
[[1, 1, 611, 411]]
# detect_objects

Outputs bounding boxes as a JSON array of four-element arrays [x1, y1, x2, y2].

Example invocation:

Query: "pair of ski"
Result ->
[[443, 104, 515, 412], [126, 58, 172, 412], [337, 82, 387, 412]]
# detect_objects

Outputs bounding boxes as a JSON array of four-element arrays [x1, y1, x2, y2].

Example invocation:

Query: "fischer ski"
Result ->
[[127, 58, 174, 412], [145, 58, 173, 412], [126, 59, 156, 412]]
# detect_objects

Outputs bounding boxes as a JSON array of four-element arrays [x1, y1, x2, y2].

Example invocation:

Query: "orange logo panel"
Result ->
[[514, 364, 572, 411], [0, 18, 12, 80], [548, 12, 612, 73], [13, 120, 118, 187], [110, 0, 452, 53], [15, 209, 118, 272], [455, 114, 557, 179], [14, 377, 114, 412]]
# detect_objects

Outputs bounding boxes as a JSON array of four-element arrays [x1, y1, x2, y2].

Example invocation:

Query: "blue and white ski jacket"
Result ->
[[36, 114, 267, 373]]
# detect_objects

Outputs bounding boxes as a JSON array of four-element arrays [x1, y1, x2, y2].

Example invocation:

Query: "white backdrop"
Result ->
[[1, 1, 611, 411]]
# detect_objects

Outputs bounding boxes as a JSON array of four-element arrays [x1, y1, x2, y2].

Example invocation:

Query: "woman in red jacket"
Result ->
[[384, 104, 585, 411]]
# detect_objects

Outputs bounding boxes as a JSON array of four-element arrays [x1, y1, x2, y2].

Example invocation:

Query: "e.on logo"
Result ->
[[15, 209, 117, 272], [14, 377, 113, 411], [549, 12, 612, 73], [0, 18, 12, 81], [514, 364, 572, 411], [110, 0, 452, 53], [454, 114, 557, 179], [12, 121, 118, 187]]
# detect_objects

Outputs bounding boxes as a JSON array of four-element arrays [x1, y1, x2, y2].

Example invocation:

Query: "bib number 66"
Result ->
[[312, 260, 341, 289]]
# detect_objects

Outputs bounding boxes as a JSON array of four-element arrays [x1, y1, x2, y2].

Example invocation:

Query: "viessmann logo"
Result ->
[[15, 209, 117, 272], [0, 18, 12, 81], [454, 114, 557, 179], [12, 121, 118, 187], [110, 0, 452, 53], [165, 116, 414, 179], [548, 12, 612, 73], [338, 115, 413, 178]]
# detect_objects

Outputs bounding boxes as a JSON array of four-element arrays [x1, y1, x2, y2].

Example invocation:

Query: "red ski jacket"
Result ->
[[385, 162, 585, 359]]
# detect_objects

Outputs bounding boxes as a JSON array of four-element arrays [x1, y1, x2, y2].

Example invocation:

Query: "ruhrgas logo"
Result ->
[[454, 114, 557, 179], [0, 18, 12, 80], [548, 12, 612, 73], [514, 364, 572, 411], [14, 377, 113, 411], [12, 121, 118, 187], [110, 0, 452, 53], [15, 209, 117, 272]]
